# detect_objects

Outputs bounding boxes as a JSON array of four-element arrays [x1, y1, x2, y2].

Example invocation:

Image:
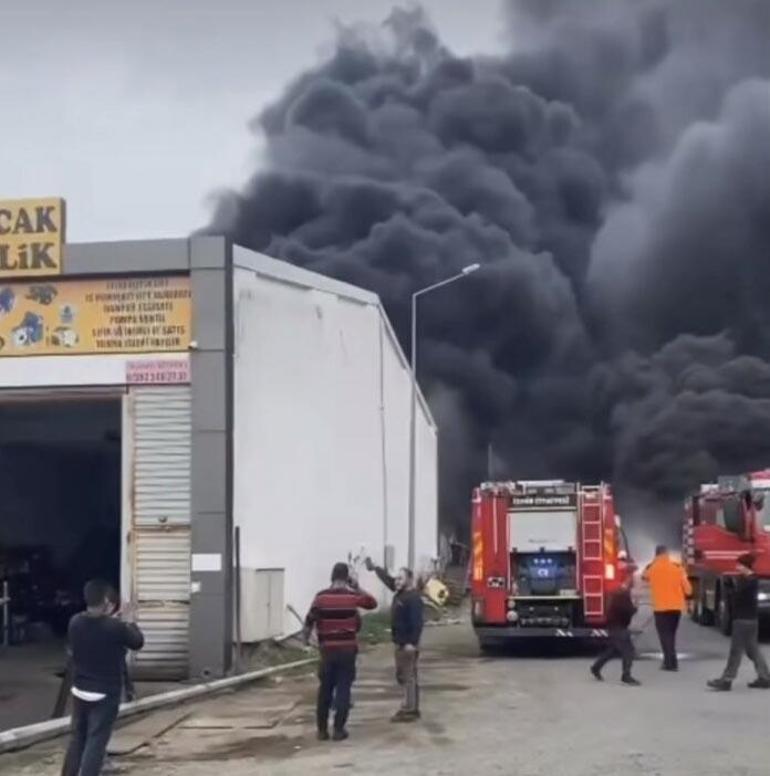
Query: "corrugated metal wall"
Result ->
[[130, 386, 192, 679]]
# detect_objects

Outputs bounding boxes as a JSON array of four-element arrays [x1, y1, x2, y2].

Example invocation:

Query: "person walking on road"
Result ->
[[61, 580, 144, 776], [591, 576, 641, 686], [304, 562, 377, 742], [643, 545, 692, 671], [365, 558, 424, 722], [708, 554, 770, 691]]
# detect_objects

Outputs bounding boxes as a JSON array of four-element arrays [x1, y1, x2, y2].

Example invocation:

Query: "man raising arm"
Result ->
[[304, 562, 377, 742], [366, 558, 424, 722]]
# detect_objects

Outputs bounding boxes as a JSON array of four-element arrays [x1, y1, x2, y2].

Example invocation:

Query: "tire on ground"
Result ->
[[700, 586, 715, 627], [717, 587, 732, 636]]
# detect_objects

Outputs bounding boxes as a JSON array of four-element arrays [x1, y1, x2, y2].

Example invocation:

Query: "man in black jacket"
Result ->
[[708, 554, 770, 691], [365, 558, 424, 722], [62, 580, 144, 776], [590, 576, 641, 686]]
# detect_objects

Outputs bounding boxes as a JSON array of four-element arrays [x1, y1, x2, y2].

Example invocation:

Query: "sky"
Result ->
[[0, 0, 503, 243]]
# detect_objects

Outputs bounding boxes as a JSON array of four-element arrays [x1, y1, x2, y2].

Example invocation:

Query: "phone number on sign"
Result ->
[[126, 360, 190, 385]]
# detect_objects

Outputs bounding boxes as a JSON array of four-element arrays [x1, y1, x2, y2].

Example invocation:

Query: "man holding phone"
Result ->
[[61, 580, 144, 776]]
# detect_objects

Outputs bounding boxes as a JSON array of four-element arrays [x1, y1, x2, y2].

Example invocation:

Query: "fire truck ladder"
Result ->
[[581, 487, 605, 619]]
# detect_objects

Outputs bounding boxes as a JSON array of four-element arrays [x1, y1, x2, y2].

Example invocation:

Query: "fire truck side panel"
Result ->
[[471, 489, 509, 625]]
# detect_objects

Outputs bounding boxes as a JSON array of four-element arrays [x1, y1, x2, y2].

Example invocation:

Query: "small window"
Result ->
[[699, 498, 718, 525], [723, 497, 743, 534]]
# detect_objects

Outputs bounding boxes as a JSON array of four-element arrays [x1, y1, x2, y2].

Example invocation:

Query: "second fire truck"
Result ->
[[470, 480, 634, 649], [683, 470, 770, 634]]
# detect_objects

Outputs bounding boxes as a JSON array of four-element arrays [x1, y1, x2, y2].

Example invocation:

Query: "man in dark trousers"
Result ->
[[643, 545, 692, 671], [62, 580, 144, 776], [591, 576, 641, 686], [365, 558, 424, 721], [304, 562, 377, 741], [708, 554, 770, 691]]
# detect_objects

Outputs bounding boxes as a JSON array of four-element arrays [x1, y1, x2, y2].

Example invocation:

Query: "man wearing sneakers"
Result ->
[[591, 575, 641, 686], [708, 554, 770, 692]]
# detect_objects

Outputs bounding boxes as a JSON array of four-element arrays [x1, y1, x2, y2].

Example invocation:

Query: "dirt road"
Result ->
[[2, 616, 768, 776]]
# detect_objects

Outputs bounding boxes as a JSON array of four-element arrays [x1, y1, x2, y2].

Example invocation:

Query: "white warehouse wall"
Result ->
[[232, 248, 438, 635]]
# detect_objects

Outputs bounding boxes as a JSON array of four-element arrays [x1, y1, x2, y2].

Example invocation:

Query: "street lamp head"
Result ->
[[462, 263, 481, 275]]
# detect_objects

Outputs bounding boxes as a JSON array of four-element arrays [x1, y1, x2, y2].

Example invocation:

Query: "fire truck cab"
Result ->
[[684, 470, 770, 634], [470, 480, 633, 649]]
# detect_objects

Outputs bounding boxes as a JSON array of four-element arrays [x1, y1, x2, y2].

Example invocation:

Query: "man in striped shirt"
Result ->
[[304, 562, 378, 741]]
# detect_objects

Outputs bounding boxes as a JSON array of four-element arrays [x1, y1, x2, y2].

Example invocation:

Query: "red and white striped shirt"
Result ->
[[304, 586, 377, 652]]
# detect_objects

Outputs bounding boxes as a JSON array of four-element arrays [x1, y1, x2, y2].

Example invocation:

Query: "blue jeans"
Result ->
[[317, 650, 356, 733], [62, 695, 120, 776]]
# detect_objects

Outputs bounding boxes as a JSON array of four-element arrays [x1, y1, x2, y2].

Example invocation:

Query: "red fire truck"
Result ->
[[683, 470, 770, 634], [470, 480, 634, 649]]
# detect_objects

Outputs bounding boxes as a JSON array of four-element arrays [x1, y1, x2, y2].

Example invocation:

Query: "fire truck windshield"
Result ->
[[509, 509, 578, 552]]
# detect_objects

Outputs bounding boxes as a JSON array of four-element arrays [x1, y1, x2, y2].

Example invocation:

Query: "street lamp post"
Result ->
[[407, 263, 481, 571]]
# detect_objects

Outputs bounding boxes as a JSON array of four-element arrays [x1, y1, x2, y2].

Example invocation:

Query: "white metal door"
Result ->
[[126, 386, 192, 678], [238, 568, 285, 642]]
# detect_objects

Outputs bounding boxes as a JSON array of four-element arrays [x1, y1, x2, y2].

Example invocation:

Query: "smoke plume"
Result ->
[[205, 1, 770, 527]]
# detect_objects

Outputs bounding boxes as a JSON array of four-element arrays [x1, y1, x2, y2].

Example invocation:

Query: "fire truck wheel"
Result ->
[[717, 592, 732, 636], [700, 588, 715, 627], [690, 588, 701, 624], [478, 639, 501, 656]]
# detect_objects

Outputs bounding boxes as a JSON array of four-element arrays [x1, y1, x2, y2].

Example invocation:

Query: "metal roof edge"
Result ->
[[232, 245, 379, 306]]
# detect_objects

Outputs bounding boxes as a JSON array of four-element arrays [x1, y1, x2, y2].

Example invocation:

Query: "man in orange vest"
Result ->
[[643, 545, 692, 671]]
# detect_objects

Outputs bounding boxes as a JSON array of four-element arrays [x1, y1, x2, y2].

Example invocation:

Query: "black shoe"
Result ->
[[317, 729, 330, 742], [391, 710, 420, 723], [332, 729, 349, 742], [591, 665, 603, 682], [748, 679, 770, 689], [661, 665, 678, 672], [707, 679, 732, 691], [622, 677, 641, 686]]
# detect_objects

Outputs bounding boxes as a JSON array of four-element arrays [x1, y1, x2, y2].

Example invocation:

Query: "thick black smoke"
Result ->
[[205, 1, 770, 529]]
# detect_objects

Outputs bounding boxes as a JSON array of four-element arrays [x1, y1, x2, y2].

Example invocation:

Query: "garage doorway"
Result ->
[[0, 394, 122, 728]]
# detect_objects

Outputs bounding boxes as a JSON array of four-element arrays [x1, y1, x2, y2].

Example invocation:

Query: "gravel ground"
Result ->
[[2, 611, 768, 776]]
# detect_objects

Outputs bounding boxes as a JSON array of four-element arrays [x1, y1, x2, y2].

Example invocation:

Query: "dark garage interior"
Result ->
[[0, 396, 121, 726]]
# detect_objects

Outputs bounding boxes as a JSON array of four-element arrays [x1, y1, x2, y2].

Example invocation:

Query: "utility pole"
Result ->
[[407, 263, 480, 571]]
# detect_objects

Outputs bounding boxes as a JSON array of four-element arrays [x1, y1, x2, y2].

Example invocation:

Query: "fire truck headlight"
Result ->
[[506, 610, 519, 623], [758, 592, 770, 602], [604, 563, 616, 581]]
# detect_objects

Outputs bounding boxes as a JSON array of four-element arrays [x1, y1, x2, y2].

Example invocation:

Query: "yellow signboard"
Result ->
[[0, 275, 191, 357], [0, 198, 65, 277]]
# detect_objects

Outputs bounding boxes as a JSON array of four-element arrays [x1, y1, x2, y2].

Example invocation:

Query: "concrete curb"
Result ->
[[0, 657, 317, 754]]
